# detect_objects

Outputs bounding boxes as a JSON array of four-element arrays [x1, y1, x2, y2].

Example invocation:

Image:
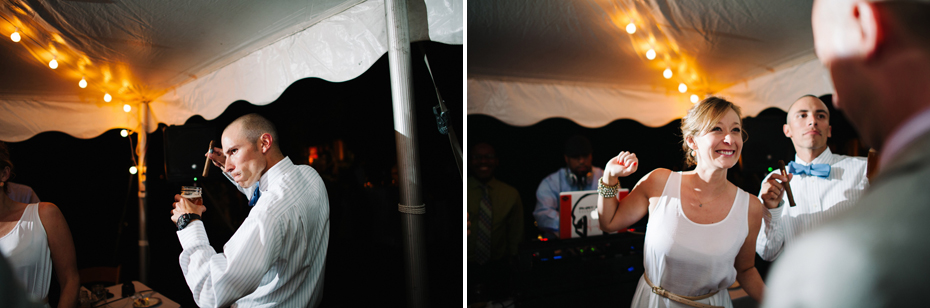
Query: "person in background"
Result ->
[[533, 135, 604, 238], [598, 97, 765, 306], [467, 142, 523, 304], [0, 143, 39, 204], [764, 1, 930, 307], [0, 143, 79, 308], [756, 95, 869, 261], [6, 182, 39, 204]]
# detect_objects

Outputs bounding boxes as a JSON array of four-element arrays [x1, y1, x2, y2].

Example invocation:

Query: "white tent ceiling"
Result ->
[[0, 0, 462, 141], [467, 0, 833, 127]]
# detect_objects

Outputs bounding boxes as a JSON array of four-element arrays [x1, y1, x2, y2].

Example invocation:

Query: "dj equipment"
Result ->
[[514, 232, 646, 306], [518, 232, 644, 271]]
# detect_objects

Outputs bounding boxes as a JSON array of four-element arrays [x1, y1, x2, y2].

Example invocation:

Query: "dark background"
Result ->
[[7, 41, 462, 307], [467, 94, 869, 306]]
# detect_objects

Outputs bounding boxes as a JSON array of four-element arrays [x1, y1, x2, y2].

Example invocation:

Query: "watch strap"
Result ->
[[177, 213, 202, 231]]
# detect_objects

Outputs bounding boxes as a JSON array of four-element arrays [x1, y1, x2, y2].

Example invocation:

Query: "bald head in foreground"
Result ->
[[764, 1, 930, 307], [171, 113, 330, 307]]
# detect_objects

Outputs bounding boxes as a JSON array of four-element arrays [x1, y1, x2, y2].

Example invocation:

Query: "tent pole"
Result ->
[[138, 101, 149, 284], [385, 0, 428, 307]]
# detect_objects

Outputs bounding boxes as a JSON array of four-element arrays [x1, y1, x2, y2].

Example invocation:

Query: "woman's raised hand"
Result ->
[[604, 151, 638, 180]]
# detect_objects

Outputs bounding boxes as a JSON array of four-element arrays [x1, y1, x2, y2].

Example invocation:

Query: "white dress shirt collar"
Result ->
[[256, 156, 292, 193], [795, 147, 836, 166], [880, 107, 930, 169]]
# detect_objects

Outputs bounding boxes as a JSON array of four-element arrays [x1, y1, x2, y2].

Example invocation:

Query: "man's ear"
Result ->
[[855, 2, 884, 61], [783, 123, 792, 138], [259, 133, 273, 154]]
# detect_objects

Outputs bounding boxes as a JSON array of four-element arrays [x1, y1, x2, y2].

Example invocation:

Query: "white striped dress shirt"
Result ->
[[756, 148, 869, 261], [178, 157, 330, 308]]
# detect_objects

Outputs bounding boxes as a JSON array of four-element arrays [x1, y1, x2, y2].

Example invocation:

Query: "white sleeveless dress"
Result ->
[[630, 172, 749, 308], [0, 203, 52, 305]]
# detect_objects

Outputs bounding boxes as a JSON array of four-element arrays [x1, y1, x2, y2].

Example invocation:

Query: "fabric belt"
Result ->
[[643, 273, 723, 308]]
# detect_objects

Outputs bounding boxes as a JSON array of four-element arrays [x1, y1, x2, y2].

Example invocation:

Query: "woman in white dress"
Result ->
[[0, 146, 79, 308], [597, 97, 765, 307]]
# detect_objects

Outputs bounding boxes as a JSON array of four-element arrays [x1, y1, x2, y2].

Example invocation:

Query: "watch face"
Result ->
[[177, 215, 189, 230]]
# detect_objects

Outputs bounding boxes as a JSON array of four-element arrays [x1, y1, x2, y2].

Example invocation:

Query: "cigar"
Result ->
[[777, 160, 797, 207], [867, 148, 879, 180], [202, 140, 214, 177]]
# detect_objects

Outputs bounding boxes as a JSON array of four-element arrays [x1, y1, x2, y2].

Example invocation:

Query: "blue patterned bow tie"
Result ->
[[248, 183, 261, 207], [787, 161, 831, 178]]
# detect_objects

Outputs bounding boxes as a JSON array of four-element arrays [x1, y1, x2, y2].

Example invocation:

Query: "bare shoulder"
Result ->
[[746, 192, 764, 219], [36, 202, 66, 223], [642, 168, 672, 183], [634, 168, 672, 195]]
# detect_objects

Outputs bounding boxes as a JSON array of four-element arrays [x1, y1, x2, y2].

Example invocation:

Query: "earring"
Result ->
[[690, 150, 696, 157]]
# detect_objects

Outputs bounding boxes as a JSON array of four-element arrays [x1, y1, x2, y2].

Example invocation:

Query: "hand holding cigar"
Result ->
[[777, 160, 797, 207], [760, 161, 795, 209]]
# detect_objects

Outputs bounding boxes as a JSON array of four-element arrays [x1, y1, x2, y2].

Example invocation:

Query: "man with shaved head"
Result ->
[[171, 113, 330, 307], [755, 95, 869, 262], [765, 1, 930, 306]]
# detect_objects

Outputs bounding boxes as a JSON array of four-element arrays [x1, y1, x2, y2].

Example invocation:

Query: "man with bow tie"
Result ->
[[755, 95, 870, 262]]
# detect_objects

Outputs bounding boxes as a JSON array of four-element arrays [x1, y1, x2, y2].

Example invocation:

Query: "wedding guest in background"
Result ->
[[467, 142, 523, 304], [0, 142, 79, 308], [755, 95, 869, 261]]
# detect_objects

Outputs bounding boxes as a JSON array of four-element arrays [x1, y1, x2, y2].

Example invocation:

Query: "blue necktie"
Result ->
[[787, 161, 831, 178], [248, 183, 261, 207]]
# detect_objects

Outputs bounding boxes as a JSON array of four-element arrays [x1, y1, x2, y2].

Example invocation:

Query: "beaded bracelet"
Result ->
[[598, 177, 620, 198]]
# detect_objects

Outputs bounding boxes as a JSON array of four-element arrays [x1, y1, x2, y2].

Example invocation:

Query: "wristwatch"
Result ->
[[176, 213, 201, 231]]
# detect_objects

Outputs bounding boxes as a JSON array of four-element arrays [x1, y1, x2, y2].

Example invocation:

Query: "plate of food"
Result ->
[[132, 296, 161, 308]]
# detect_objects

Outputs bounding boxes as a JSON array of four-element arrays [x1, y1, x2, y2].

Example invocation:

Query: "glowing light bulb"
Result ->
[[120, 129, 128, 137], [691, 94, 699, 103], [103, 93, 112, 102], [129, 166, 138, 175], [79, 77, 87, 88], [11, 31, 20, 42], [678, 83, 688, 93], [646, 49, 656, 60], [663, 68, 672, 79], [626, 22, 636, 34], [123, 104, 131, 112], [49, 58, 58, 69]]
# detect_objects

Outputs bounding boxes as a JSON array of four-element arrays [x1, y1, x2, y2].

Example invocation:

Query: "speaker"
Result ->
[[163, 125, 216, 183]]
